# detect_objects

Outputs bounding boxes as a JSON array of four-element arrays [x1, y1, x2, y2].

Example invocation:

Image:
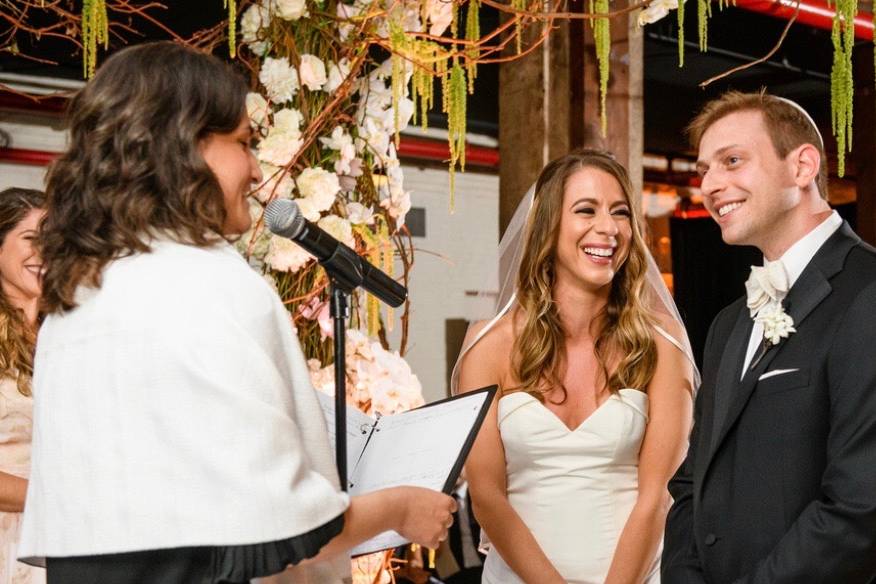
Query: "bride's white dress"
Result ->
[[481, 388, 660, 584]]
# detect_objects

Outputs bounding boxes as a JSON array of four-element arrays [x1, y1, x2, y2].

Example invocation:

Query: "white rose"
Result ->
[[297, 167, 341, 211], [274, 0, 309, 20], [299, 54, 328, 91], [324, 58, 352, 93], [317, 214, 355, 248], [246, 92, 270, 128], [265, 235, 313, 272], [257, 132, 303, 167], [259, 57, 299, 103]]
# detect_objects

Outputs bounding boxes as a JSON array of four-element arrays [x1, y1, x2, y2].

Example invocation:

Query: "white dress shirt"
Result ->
[[741, 211, 843, 374], [19, 240, 350, 564]]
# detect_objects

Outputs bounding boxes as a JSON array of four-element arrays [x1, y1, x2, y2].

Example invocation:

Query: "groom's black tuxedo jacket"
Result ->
[[662, 222, 876, 584]]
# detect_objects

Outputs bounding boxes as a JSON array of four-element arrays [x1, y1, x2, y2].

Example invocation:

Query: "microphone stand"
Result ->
[[330, 280, 352, 491]]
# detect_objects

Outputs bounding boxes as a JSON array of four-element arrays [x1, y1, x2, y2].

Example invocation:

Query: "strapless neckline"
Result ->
[[499, 388, 648, 433]]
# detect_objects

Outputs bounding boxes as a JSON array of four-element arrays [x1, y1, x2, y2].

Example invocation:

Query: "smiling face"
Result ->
[[696, 110, 805, 256], [200, 113, 263, 235], [553, 167, 632, 292], [0, 208, 45, 307]]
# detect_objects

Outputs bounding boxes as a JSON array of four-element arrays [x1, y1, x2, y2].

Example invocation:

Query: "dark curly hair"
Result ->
[[40, 41, 249, 314], [0, 187, 45, 396]]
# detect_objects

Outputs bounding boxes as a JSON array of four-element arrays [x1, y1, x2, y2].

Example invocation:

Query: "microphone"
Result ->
[[264, 199, 408, 307]]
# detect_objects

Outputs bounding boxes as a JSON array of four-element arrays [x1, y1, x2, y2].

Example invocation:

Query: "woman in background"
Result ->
[[456, 150, 696, 583], [19, 42, 453, 584], [0, 187, 45, 584]]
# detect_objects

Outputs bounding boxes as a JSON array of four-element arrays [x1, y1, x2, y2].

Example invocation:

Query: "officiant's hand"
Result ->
[[394, 486, 458, 548]]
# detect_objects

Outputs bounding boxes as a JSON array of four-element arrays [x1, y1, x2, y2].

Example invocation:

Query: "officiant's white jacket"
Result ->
[[19, 240, 349, 563]]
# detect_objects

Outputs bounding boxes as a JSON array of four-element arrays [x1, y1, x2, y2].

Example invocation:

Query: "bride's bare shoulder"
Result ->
[[462, 312, 516, 353], [457, 313, 516, 392]]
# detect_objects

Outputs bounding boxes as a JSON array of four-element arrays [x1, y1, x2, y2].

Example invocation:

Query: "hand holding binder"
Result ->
[[316, 385, 497, 555]]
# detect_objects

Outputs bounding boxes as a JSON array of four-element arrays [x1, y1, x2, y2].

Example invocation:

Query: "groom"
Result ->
[[662, 91, 876, 583]]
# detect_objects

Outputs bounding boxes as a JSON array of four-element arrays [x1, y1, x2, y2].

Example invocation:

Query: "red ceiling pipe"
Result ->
[[397, 137, 500, 168], [0, 148, 59, 166], [735, 0, 874, 41]]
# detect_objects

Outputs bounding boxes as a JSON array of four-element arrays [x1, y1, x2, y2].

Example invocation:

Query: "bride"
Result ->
[[455, 149, 696, 583]]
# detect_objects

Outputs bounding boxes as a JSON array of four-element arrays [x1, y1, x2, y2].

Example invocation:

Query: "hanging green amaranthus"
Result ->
[[81, 0, 108, 78], [830, 0, 856, 176], [677, 0, 685, 66], [697, 0, 711, 51], [511, 0, 528, 54], [465, 0, 481, 93], [594, 0, 610, 136], [443, 61, 468, 204], [225, 0, 237, 58]]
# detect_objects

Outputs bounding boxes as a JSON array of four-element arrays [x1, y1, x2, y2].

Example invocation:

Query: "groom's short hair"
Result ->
[[687, 90, 829, 200]]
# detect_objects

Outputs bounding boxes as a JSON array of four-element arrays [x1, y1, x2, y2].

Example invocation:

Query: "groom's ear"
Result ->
[[790, 143, 821, 189]]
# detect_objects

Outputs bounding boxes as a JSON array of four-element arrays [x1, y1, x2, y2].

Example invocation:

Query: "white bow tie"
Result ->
[[746, 259, 790, 318]]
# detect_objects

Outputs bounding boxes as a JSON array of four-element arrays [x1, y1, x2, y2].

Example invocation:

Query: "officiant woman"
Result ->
[[16, 41, 455, 584]]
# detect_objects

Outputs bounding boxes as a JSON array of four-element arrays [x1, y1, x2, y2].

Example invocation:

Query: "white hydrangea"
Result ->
[[275, 0, 309, 20], [299, 54, 328, 91], [257, 132, 303, 167], [256, 108, 304, 167], [272, 107, 304, 137], [246, 92, 271, 128], [255, 163, 295, 202], [311, 328, 425, 416], [265, 235, 313, 272], [259, 57, 299, 103], [297, 167, 341, 213], [317, 214, 355, 248], [240, 2, 270, 55]]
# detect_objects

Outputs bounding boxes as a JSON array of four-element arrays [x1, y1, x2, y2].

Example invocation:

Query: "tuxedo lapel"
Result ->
[[708, 307, 752, 454], [700, 222, 859, 479]]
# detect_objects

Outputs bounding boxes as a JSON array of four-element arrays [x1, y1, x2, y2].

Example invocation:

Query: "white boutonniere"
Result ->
[[754, 301, 796, 346], [746, 260, 795, 347]]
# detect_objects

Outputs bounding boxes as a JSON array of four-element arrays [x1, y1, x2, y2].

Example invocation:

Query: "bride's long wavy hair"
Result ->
[[0, 187, 45, 396], [512, 149, 657, 401]]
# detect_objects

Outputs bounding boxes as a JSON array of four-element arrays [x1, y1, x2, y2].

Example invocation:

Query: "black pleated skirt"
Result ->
[[45, 513, 345, 584]]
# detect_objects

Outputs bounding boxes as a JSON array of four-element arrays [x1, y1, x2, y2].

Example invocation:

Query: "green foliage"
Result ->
[[443, 61, 468, 204], [465, 0, 481, 92], [81, 0, 108, 78], [697, 0, 711, 51], [830, 0, 856, 176], [511, 0, 528, 53], [226, 0, 237, 58], [677, 0, 685, 66], [594, 0, 610, 136]]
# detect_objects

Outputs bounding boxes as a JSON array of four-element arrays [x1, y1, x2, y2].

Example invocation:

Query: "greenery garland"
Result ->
[[831, 0, 856, 176], [81, 0, 108, 78]]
